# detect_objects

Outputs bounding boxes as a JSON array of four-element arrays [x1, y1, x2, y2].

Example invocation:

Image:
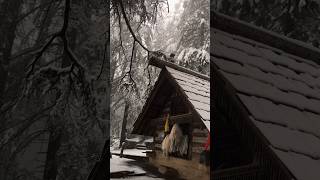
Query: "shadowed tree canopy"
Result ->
[[0, 0, 109, 179], [214, 0, 320, 47]]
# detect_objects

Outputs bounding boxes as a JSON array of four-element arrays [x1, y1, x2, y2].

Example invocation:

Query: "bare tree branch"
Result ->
[[115, 6, 130, 66], [97, 37, 108, 80], [14, 0, 59, 24], [26, 0, 85, 79], [118, 0, 150, 52], [26, 33, 59, 78], [120, 40, 137, 87]]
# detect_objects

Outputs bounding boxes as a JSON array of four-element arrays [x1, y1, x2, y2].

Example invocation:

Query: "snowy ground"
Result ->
[[111, 148, 152, 157], [110, 156, 165, 180], [110, 156, 145, 175], [110, 139, 184, 179], [110, 148, 163, 179]]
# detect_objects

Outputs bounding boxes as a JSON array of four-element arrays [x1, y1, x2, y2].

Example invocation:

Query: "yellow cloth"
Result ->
[[164, 114, 170, 133]]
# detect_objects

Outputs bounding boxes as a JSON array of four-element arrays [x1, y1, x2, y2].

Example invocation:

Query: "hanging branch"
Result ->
[[116, 6, 129, 64], [14, 0, 58, 23], [115, 0, 170, 92], [117, 0, 157, 88], [26, 34, 58, 78], [26, 0, 85, 80], [97, 33, 108, 80], [128, 40, 136, 83], [120, 40, 137, 87], [145, 52, 151, 87], [118, 0, 150, 52]]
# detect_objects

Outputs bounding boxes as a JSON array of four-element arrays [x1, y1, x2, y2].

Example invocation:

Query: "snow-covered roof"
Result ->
[[166, 67, 210, 130], [212, 20, 320, 179]]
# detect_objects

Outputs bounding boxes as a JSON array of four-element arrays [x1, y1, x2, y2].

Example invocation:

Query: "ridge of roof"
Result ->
[[211, 11, 320, 65], [149, 53, 210, 81]]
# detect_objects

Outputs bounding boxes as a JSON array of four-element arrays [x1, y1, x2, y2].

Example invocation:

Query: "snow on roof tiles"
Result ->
[[212, 28, 320, 179], [166, 67, 210, 130], [272, 148, 320, 180]]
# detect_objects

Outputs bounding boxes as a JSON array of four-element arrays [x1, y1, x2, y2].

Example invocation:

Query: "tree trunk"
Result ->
[[119, 101, 129, 148], [43, 1, 79, 178], [0, 0, 22, 106], [43, 130, 62, 180]]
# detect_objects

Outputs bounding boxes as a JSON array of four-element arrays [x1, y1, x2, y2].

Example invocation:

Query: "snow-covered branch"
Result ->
[[26, 0, 85, 80]]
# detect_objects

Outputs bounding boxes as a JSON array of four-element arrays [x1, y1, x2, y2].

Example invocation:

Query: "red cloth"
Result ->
[[204, 134, 210, 151]]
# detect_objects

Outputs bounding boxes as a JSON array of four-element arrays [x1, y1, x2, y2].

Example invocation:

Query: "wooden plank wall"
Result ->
[[191, 128, 208, 154]]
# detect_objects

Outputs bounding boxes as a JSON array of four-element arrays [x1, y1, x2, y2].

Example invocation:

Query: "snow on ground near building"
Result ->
[[212, 26, 320, 180], [112, 176, 164, 180], [111, 156, 165, 180], [111, 148, 152, 157], [110, 156, 146, 174]]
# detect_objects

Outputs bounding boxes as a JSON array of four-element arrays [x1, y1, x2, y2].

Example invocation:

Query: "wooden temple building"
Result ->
[[212, 11, 320, 180], [131, 55, 210, 179]]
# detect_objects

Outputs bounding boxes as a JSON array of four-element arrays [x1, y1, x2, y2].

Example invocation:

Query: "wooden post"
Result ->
[[119, 101, 129, 148]]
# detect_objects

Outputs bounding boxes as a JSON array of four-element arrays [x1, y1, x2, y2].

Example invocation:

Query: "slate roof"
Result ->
[[212, 14, 320, 180], [166, 67, 210, 130]]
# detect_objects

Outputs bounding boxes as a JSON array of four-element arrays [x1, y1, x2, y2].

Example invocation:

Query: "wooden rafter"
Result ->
[[151, 113, 193, 125]]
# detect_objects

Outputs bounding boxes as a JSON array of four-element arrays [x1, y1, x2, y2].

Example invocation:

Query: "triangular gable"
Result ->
[[212, 11, 320, 180], [132, 66, 210, 134]]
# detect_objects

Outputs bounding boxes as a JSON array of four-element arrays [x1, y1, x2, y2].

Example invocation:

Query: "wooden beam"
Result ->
[[151, 113, 193, 125], [192, 146, 206, 153], [193, 128, 209, 134], [192, 136, 208, 144], [149, 55, 210, 81]]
